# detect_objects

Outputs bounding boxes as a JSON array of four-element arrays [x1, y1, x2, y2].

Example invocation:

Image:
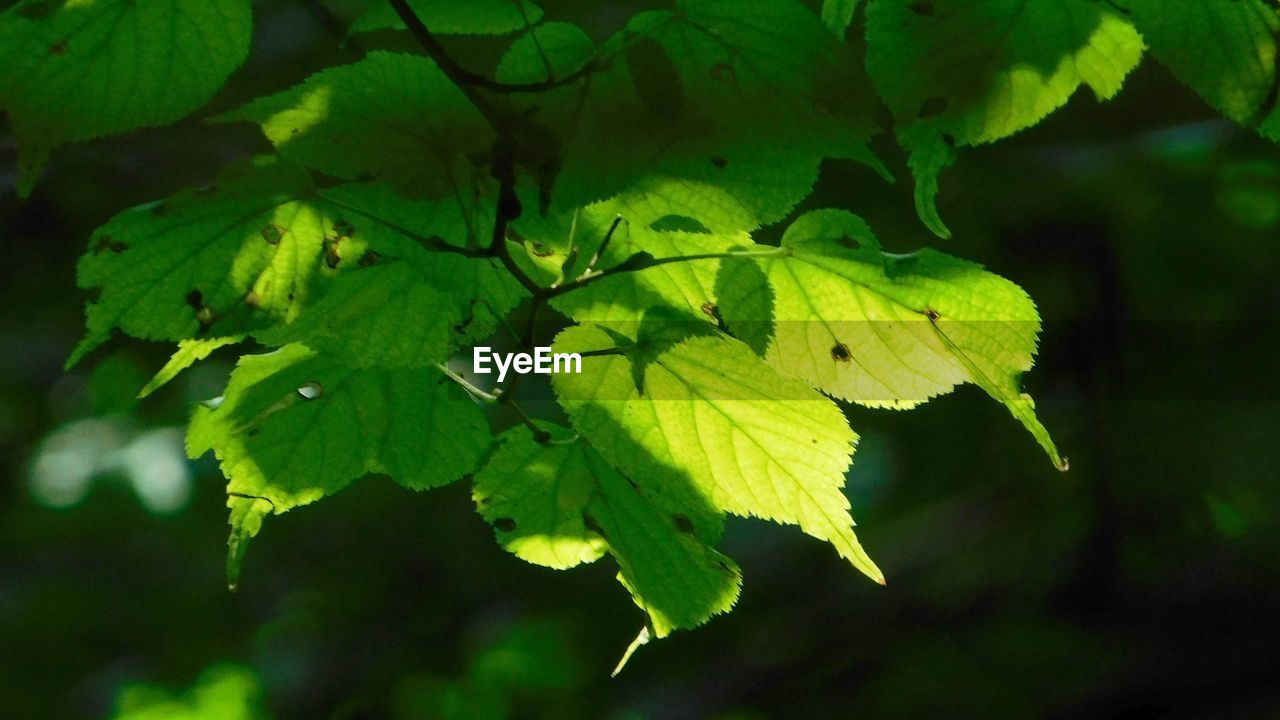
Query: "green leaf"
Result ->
[[474, 425, 741, 636], [70, 158, 322, 366], [717, 209, 1065, 469], [256, 262, 458, 368], [219, 52, 493, 198], [0, 0, 252, 196], [188, 344, 490, 584], [822, 0, 862, 39], [71, 160, 522, 368], [504, 0, 884, 225], [552, 325, 884, 584], [351, 0, 542, 36], [138, 337, 245, 399], [1126, 0, 1280, 139], [866, 0, 1144, 236]]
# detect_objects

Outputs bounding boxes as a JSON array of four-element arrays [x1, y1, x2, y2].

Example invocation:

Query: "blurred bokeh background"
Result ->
[[2, 1, 1278, 718]]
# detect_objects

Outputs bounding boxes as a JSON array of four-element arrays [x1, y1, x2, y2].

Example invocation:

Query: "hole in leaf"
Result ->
[[333, 219, 355, 238], [494, 517, 517, 532], [831, 342, 853, 363], [261, 225, 285, 245], [840, 236, 861, 250], [85, 287, 102, 304], [531, 243, 555, 257], [297, 381, 323, 400]]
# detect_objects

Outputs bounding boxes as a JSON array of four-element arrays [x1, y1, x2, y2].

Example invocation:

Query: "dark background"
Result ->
[[2, 1, 1278, 718]]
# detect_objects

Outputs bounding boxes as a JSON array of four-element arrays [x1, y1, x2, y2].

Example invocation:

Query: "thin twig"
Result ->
[[387, 0, 506, 131], [515, 0, 554, 79], [582, 215, 623, 275], [436, 363, 499, 403], [503, 396, 551, 443], [548, 247, 786, 299]]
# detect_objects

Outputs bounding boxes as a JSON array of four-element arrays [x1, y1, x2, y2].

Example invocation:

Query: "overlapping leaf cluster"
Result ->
[[9, 0, 1275, 649]]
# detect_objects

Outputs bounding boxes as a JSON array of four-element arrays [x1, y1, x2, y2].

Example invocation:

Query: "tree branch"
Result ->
[[388, 0, 600, 96], [386, 0, 505, 131]]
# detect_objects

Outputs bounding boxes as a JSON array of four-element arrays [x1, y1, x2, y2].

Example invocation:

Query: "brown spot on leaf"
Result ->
[[323, 238, 342, 269], [922, 307, 940, 321], [185, 289, 214, 329], [244, 291, 261, 309], [49, 39, 68, 56], [494, 517, 517, 532], [840, 236, 861, 250], [700, 302, 722, 322], [195, 307, 215, 330], [710, 63, 736, 84], [358, 250, 381, 267], [92, 235, 128, 254], [673, 515, 694, 534], [710, 156, 728, 169], [332, 219, 355, 238], [261, 224, 285, 245], [831, 342, 852, 363]]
